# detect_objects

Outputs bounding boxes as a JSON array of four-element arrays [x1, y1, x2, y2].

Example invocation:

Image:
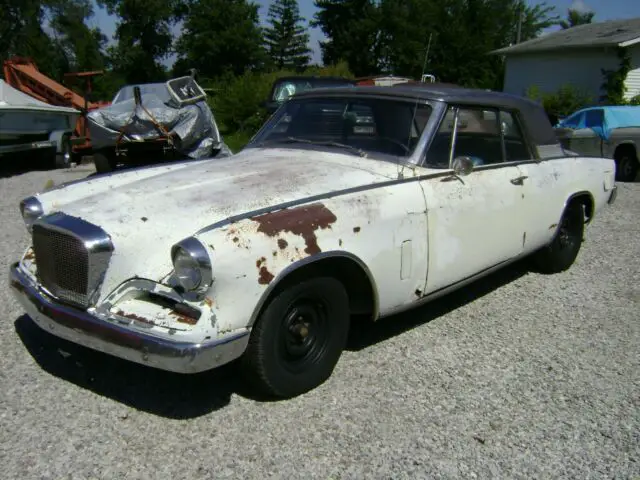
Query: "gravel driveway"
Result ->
[[1, 163, 638, 479]]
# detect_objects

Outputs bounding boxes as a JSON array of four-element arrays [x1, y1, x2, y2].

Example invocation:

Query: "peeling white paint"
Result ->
[[17, 145, 617, 357]]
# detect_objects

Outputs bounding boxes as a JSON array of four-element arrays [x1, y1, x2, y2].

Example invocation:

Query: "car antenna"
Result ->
[[399, 32, 434, 179]]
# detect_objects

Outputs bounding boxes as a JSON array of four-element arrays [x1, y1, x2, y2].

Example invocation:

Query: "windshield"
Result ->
[[112, 83, 171, 104], [248, 96, 433, 158], [271, 79, 354, 102]]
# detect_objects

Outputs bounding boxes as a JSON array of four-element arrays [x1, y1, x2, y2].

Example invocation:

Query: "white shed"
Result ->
[[491, 18, 640, 102]]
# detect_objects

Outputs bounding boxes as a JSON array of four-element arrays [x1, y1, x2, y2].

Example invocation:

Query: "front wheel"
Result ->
[[532, 202, 584, 274], [241, 276, 350, 398]]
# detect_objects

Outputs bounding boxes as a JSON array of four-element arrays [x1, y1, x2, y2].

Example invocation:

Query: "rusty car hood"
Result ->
[[37, 147, 402, 290]]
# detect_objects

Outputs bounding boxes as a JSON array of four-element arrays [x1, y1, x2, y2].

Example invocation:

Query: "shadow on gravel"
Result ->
[[346, 259, 530, 351], [13, 260, 529, 418], [13, 315, 262, 419], [0, 158, 58, 179]]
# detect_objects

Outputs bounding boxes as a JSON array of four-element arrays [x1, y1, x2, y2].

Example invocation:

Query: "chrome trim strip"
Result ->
[[9, 263, 249, 374], [196, 170, 453, 235], [248, 250, 380, 327]]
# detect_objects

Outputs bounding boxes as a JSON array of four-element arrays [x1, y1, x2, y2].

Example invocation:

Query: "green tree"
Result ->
[[264, 0, 311, 71], [559, 8, 595, 29], [313, 0, 558, 85], [97, 0, 183, 84], [312, 0, 383, 76], [513, 1, 560, 43], [48, 0, 107, 72], [379, 0, 557, 88], [0, 0, 69, 80], [175, 0, 266, 80]]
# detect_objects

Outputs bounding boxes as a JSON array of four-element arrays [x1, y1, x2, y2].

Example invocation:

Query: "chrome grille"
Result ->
[[33, 224, 89, 306], [30, 212, 114, 309]]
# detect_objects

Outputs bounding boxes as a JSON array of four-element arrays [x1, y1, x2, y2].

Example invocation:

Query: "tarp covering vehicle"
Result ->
[[87, 75, 230, 172]]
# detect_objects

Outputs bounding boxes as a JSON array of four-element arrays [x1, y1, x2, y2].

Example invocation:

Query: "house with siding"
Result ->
[[491, 18, 640, 102]]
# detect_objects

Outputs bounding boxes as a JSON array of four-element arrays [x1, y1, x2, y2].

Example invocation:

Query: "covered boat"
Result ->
[[0, 79, 79, 160]]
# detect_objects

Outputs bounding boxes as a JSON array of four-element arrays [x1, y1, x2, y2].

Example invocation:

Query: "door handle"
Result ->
[[510, 175, 528, 185]]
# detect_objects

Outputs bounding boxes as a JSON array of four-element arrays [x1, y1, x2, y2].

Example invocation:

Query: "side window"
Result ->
[[584, 109, 604, 129], [500, 111, 531, 162], [425, 106, 504, 168], [451, 107, 503, 166]]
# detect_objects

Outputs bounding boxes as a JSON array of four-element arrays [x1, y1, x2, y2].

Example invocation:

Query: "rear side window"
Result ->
[[425, 106, 533, 167], [500, 111, 531, 162], [424, 106, 503, 167]]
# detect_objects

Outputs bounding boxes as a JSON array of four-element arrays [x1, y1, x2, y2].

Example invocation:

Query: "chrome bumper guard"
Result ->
[[608, 185, 618, 205], [9, 263, 249, 374]]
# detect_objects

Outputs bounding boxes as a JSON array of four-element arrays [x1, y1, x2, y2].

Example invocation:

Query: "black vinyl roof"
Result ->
[[294, 84, 559, 146]]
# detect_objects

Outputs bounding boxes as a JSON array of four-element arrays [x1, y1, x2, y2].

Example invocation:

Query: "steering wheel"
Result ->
[[378, 137, 410, 155]]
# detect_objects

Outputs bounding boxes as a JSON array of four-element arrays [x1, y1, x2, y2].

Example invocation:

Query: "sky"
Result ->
[[87, 0, 640, 68]]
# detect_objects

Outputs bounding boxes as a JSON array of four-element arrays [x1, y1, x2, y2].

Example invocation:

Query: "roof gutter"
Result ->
[[618, 37, 640, 48]]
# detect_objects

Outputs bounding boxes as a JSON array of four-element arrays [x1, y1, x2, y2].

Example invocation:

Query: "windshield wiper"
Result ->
[[261, 136, 368, 158]]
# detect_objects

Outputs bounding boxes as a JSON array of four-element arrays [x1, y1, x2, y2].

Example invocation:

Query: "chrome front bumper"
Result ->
[[9, 262, 249, 374]]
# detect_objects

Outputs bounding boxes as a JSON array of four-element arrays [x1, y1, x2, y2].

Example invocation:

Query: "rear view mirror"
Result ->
[[452, 156, 474, 176]]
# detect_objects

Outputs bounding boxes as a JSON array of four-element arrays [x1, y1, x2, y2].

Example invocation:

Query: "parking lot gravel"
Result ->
[[0, 163, 638, 479]]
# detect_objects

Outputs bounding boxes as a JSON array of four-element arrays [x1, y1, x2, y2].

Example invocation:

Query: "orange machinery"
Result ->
[[3, 57, 111, 158]]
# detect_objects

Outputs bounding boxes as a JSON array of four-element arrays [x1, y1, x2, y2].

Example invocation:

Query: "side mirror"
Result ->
[[452, 156, 474, 176]]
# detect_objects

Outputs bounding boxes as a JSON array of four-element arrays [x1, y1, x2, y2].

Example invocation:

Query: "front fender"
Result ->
[[194, 183, 428, 333]]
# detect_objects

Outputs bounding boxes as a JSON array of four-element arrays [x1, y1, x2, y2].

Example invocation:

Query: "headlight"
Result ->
[[19, 196, 44, 232], [170, 237, 212, 294]]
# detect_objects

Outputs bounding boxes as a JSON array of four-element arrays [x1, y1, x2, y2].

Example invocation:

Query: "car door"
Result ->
[[500, 109, 566, 251], [419, 105, 527, 294]]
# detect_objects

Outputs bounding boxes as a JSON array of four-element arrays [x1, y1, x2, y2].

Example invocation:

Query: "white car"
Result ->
[[10, 85, 618, 398]]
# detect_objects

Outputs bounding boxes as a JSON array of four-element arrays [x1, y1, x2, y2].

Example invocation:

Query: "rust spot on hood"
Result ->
[[353, 226, 361, 233], [277, 238, 288, 250], [256, 256, 274, 284], [258, 266, 274, 285], [253, 203, 337, 255]]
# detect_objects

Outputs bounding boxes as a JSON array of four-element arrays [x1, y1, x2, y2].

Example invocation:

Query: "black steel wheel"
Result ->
[[533, 202, 585, 274], [242, 276, 350, 398], [93, 150, 116, 174]]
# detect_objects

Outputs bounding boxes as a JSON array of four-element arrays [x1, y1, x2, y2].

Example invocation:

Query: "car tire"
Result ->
[[54, 135, 72, 169], [241, 276, 350, 398], [93, 151, 115, 174], [615, 152, 638, 182], [533, 202, 584, 274]]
